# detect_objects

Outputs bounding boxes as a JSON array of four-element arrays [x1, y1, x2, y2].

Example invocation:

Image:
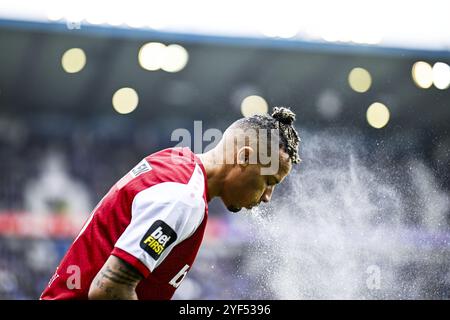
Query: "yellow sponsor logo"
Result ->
[[140, 222, 176, 260], [143, 236, 165, 255]]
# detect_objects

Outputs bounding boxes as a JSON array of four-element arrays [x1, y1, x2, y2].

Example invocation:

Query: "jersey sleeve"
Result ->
[[111, 166, 206, 278]]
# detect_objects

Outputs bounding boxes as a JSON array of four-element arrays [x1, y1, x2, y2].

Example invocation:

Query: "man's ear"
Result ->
[[237, 146, 254, 166]]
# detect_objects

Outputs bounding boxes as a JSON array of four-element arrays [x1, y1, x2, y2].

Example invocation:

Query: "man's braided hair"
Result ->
[[234, 106, 301, 164]]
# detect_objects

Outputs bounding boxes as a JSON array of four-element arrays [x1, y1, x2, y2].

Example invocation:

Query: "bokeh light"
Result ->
[[432, 62, 450, 90], [241, 95, 269, 117], [162, 44, 189, 73], [138, 42, 167, 71], [112, 87, 139, 114], [348, 67, 372, 93], [139, 43, 189, 73], [366, 102, 390, 129], [61, 48, 86, 73], [412, 61, 433, 89]]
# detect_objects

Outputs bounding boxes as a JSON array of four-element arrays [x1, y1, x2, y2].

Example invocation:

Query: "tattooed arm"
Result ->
[[88, 255, 143, 300]]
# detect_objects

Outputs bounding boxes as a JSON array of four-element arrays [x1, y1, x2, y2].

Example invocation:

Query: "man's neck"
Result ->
[[196, 151, 226, 202]]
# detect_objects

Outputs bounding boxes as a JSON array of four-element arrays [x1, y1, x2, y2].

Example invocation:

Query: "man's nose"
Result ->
[[261, 187, 274, 203]]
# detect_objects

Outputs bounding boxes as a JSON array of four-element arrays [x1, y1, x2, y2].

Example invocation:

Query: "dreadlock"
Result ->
[[232, 106, 301, 164]]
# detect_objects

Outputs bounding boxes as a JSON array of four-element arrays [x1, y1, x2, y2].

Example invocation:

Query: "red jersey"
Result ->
[[40, 147, 209, 300]]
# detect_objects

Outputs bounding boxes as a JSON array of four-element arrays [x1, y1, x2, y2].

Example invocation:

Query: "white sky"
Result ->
[[1, 0, 449, 51]]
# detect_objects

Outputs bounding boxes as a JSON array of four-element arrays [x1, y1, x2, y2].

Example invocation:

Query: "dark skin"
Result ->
[[89, 141, 293, 299]]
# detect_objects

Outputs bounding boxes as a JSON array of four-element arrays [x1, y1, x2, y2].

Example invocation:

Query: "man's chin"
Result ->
[[227, 206, 242, 213]]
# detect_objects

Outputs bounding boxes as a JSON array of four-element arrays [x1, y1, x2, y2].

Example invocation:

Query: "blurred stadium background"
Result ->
[[0, 0, 449, 299]]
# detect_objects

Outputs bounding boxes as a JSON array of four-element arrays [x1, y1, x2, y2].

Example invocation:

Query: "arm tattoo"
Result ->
[[90, 256, 143, 299], [100, 265, 141, 287]]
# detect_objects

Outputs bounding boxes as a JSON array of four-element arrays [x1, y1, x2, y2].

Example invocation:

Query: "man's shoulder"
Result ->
[[118, 147, 202, 193], [147, 147, 196, 166], [145, 147, 199, 180]]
